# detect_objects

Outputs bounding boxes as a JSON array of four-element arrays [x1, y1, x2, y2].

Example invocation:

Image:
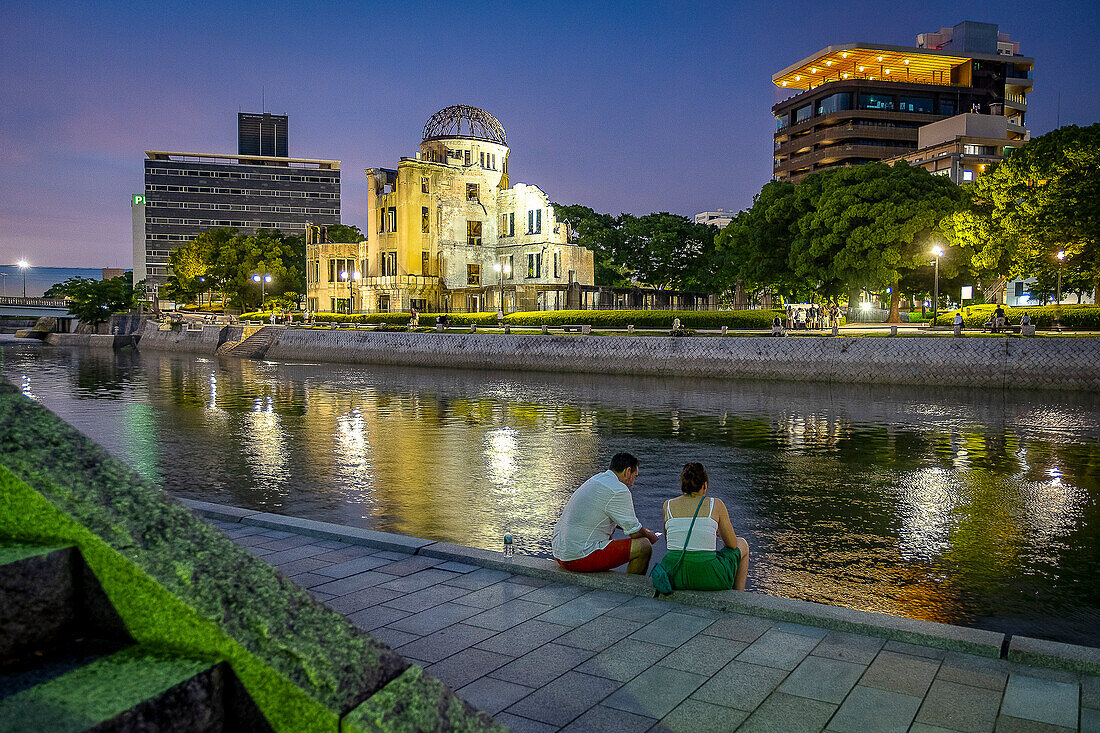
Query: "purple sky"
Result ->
[[2, 1, 1098, 268]]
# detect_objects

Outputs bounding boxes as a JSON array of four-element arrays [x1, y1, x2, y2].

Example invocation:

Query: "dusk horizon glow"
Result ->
[[3, 0, 1098, 268]]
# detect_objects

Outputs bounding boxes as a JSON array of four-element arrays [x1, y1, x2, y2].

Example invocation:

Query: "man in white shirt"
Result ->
[[552, 453, 661, 574]]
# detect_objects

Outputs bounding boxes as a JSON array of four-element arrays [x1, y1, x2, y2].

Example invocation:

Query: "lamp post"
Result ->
[[1, 272, 7, 297], [492, 261, 511, 315], [1055, 249, 1066, 332], [931, 245, 944, 325], [17, 259, 29, 298], [339, 270, 360, 314], [252, 272, 271, 309]]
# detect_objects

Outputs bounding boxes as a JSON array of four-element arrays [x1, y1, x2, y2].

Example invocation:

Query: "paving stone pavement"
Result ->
[[213, 519, 1100, 732]]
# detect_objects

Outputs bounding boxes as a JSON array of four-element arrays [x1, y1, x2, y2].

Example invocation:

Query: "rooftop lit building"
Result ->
[[772, 21, 1032, 182], [694, 210, 737, 228]]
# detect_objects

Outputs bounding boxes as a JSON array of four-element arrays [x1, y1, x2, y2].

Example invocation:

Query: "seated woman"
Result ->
[[657, 463, 749, 591]]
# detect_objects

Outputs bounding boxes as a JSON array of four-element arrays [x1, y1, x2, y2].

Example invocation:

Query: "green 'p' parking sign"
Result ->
[[132, 194, 145, 205]]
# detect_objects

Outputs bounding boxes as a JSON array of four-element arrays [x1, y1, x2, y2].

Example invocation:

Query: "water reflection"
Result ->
[[2, 341, 1098, 646]]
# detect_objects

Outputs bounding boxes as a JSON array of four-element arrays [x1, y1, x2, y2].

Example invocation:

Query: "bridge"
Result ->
[[0, 296, 75, 319]]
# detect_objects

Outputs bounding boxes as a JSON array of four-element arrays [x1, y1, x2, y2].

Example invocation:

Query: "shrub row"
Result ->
[[240, 309, 786, 329], [933, 304, 1100, 330]]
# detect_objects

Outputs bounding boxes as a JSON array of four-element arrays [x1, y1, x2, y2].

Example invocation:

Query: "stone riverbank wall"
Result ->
[[137, 323, 247, 354], [139, 324, 1100, 390]]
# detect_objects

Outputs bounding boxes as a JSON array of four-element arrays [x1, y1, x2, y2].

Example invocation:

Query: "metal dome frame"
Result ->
[[422, 105, 507, 145]]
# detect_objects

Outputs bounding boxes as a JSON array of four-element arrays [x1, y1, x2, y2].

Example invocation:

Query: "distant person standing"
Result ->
[[953, 312, 964, 337], [993, 305, 1006, 333]]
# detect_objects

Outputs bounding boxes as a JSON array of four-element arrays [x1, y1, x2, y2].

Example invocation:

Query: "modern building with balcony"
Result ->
[[132, 112, 341, 290], [884, 113, 1028, 183], [771, 21, 1032, 182], [305, 105, 594, 314]]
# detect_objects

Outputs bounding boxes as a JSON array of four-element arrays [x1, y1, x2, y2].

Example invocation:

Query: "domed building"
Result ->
[[306, 105, 594, 314]]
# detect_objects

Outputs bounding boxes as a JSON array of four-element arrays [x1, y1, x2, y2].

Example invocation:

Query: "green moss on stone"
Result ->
[[0, 646, 213, 733], [342, 666, 507, 733], [0, 542, 67, 565], [0, 380, 409, 731]]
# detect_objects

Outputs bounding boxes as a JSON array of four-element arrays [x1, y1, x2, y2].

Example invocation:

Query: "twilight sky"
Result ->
[[2, 0, 1098, 268]]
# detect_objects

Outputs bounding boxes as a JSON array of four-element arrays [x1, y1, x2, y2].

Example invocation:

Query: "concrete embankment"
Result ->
[[138, 322, 1100, 390], [43, 333, 139, 348], [137, 322, 249, 353]]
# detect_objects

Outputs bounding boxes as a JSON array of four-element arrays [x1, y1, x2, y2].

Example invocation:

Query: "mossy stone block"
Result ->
[[342, 665, 507, 733]]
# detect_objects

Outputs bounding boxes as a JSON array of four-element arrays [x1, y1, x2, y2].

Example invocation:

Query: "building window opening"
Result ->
[[422, 206, 430, 233], [793, 104, 812, 123], [467, 183, 479, 201], [421, 176, 429, 193], [386, 207, 397, 232], [508, 255, 514, 279], [554, 251, 561, 278], [422, 251, 430, 276], [467, 264, 481, 286], [467, 220, 482, 246], [464, 150, 470, 166], [527, 252, 542, 278], [527, 208, 542, 235], [859, 93, 895, 110], [900, 96, 933, 113]]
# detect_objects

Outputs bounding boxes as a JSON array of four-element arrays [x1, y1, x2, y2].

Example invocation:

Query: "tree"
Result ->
[[163, 227, 234, 303], [791, 163, 968, 320], [617, 213, 722, 291], [45, 272, 138, 327], [553, 204, 628, 286], [945, 123, 1100, 298], [326, 224, 364, 243]]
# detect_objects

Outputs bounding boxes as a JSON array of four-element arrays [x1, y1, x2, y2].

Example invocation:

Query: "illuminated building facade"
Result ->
[[884, 113, 1027, 184], [133, 112, 340, 289], [772, 21, 1032, 182], [306, 105, 594, 314]]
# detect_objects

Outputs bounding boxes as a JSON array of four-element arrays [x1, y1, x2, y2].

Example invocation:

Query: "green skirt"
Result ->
[[658, 547, 741, 591]]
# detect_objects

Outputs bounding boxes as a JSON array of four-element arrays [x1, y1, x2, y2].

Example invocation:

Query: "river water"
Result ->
[[3, 339, 1098, 646]]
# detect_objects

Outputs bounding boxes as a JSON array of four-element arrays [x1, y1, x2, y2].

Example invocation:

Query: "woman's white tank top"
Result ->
[[664, 498, 718, 552]]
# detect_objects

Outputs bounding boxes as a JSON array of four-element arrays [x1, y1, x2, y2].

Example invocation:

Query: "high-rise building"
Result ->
[[132, 112, 340, 289], [884, 113, 1028, 184], [771, 21, 1032, 182], [238, 112, 289, 157]]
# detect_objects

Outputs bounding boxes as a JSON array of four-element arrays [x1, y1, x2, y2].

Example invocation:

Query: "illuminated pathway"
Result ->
[[198, 504, 1099, 732]]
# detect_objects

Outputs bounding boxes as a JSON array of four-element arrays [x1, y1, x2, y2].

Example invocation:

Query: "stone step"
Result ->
[[0, 646, 224, 733], [0, 544, 79, 659], [0, 636, 127, 701]]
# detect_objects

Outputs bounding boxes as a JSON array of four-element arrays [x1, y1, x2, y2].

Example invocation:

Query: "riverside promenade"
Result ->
[[186, 500, 1099, 732]]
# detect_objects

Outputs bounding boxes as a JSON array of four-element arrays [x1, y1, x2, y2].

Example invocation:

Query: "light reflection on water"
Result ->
[[2, 341, 1099, 646]]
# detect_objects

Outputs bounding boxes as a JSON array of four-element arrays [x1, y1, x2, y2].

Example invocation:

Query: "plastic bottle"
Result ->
[[503, 534, 514, 559]]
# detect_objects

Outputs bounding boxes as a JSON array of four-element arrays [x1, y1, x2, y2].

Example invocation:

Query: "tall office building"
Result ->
[[132, 112, 340, 289], [238, 112, 288, 157], [771, 21, 1032, 182]]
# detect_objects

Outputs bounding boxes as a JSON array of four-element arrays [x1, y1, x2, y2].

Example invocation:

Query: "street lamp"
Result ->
[[1055, 249, 1066, 332], [17, 259, 29, 298], [492, 261, 511, 315], [252, 272, 272, 308], [339, 269, 360, 313], [931, 245, 944, 325]]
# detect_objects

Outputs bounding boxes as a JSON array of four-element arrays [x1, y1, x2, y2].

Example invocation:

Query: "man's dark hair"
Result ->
[[609, 452, 638, 473]]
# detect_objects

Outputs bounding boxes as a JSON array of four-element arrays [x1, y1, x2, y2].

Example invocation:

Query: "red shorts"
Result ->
[[556, 538, 633, 572]]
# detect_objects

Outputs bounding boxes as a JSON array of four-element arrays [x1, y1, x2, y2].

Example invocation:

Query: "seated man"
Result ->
[[552, 453, 660, 574]]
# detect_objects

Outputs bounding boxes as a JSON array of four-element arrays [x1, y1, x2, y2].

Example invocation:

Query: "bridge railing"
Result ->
[[0, 296, 71, 308]]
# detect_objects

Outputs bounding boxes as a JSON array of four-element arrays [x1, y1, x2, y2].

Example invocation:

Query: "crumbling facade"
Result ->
[[306, 105, 594, 314]]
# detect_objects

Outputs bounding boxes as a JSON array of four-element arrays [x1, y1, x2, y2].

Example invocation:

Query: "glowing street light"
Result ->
[[339, 269, 360, 314], [1055, 250, 1066, 305], [17, 259, 29, 298], [492, 261, 511, 316], [931, 245, 945, 325], [252, 272, 272, 308]]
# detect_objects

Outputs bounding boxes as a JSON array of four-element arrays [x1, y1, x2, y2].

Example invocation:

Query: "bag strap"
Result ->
[[668, 496, 707, 582]]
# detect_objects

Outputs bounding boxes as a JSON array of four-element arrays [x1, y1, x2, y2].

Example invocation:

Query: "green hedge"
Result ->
[[241, 309, 785, 330], [933, 304, 1100, 330]]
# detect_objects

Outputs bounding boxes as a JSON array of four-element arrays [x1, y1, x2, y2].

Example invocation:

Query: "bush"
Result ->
[[933, 304, 1100, 330]]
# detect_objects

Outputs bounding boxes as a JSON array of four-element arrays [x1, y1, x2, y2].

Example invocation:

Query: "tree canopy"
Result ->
[[45, 271, 138, 326], [164, 227, 305, 309], [553, 205, 724, 291], [717, 162, 968, 317], [326, 224, 364, 243], [943, 122, 1100, 296]]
